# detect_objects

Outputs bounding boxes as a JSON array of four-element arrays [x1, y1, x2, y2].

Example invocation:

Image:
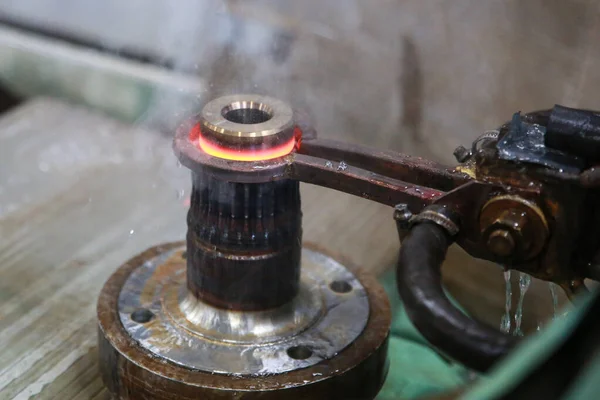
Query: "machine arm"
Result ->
[[175, 100, 600, 372]]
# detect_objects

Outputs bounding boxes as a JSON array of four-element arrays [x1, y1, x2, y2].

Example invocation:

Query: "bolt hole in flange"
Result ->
[[222, 101, 274, 124], [330, 280, 353, 293], [131, 308, 155, 323], [287, 345, 313, 360]]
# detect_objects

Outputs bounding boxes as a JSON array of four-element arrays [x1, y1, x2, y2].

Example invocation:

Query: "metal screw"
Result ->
[[486, 229, 515, 257], [394, 204, 412, 229], [479, 196, 548, 261], [453, 145, 471, 163]]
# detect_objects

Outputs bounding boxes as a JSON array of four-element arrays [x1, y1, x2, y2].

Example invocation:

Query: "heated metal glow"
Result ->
[[190, 124, 296, 161]]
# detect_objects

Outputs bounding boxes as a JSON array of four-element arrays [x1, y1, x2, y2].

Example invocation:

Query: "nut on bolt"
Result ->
[[394, 204, 413, 229], [486, 229, 515, 258], [479, 195, 548, 260]]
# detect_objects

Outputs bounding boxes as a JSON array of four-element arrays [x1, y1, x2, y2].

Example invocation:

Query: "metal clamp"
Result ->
[[409, 204, 460, 237]]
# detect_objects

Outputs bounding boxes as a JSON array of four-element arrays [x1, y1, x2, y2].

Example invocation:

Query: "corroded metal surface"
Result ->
[[98, 243, 391, 400], [479, 195, 549, 261], [116, 244, 370, 375], [396, 106, 600, 372]]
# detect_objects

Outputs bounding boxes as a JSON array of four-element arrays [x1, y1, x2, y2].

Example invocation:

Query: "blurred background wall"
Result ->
[[1, 0, 598, 160], [0, 0, 597, 330]]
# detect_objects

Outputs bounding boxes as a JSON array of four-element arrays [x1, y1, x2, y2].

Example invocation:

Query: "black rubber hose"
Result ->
[[396, 222, 519, 372]]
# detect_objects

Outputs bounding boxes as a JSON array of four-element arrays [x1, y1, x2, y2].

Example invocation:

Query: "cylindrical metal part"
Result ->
[[195, 94, 297, 160], [183, 94, 303, 311], [187, 170, 302, 311], [98, 94, 391, 399]]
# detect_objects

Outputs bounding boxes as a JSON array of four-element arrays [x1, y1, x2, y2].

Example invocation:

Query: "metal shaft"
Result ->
[[186, 170, 302, 311]]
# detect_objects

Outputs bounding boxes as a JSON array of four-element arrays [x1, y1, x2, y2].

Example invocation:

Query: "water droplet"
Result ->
[[176, 189, 185, 199], [325, 161, 333, 168], [129, 229, 135, 236], [500, 269, 512, 333], [513, 273, 531, 336], [337, 161, 348, 171], [465, 370, 479, 382], [549, 282, 559, 320]]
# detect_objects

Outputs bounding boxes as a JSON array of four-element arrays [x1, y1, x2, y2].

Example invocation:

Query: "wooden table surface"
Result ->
[[0, 98, 564, 399]]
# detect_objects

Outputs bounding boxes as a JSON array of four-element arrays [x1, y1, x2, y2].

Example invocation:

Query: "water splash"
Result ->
[[513, 273, 532, 336], [549, 282, 559, 320], [500, 269, 512, 333]]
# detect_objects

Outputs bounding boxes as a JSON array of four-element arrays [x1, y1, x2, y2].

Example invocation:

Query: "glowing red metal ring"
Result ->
[[189, 123, 296, 162]]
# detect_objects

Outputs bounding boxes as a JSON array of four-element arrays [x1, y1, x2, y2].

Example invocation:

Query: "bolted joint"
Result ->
[[409, 204, 460, 237], [482, 209, 530, 259], [486, 229, 515, 258], [479, 195, 548, 261]]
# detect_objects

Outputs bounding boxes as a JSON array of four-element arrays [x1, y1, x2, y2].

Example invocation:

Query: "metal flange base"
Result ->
[[97, 242, 391, 400]]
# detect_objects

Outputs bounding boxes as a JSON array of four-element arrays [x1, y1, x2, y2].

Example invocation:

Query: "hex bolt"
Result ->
[[486, 229, 516, 258], [394, 204, 413, 229], [479, 196, 549, 261]]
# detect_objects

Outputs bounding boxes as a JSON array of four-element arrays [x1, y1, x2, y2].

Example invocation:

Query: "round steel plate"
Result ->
[[97, 242, 391, 399], [118, 246, 369, 375]]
